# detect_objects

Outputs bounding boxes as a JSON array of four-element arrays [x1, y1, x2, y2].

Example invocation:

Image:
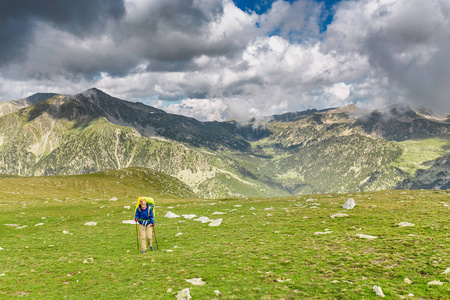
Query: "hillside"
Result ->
[[0, 88, 449, 198], [1, 187, 448, 298]]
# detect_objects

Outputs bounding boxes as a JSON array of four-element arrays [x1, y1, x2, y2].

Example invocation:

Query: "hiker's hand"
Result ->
[[134, 218, 138, 222], [151, 223, 155, 227]]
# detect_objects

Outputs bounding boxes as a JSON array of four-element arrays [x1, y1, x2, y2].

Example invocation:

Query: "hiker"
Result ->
[[134, 198, 155, 253]]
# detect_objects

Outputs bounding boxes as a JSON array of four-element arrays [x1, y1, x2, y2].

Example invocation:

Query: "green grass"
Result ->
[[395, 137, 450, 175], [0, 173, 449, 299]]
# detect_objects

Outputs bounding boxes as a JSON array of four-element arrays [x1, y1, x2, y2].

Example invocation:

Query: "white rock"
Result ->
[[276, 279, 291, 282], [176, 288, 192, 300], [249, 207, 255, 210], [16, 225, 28, 229], [357, 234, 378, 239], [209, 219, 222, 227], [212, 211, 226, 215], [194, 217, 210, 223], [123, 206, 130, 210], [373, 285, 385, 297], [234, 205, 242, 207], [0, 247, 4, 250], [186, 278, 205, 286], [428, 280, 443, 286], [165, 211, 180, 218], [122, 220, 135, 224], [34, 223, 44, 226], [84, 222, 97, 226], [182, 214, 196, 219], [175, 233, 183, 237], [214, 290, 220, 296], [0, 273, 5, 276], [314, 231, 332, 235], [343, 198, 356, 209], [63, 230, 70, 234], [330, 213, 349, 218], [398, 222, 415, 227], [4, 224, 19, 227], [166, 250, 173, 252], [404, 278, 412, 284], [109, 197, 118, 201], [443, 267, 450, 274]]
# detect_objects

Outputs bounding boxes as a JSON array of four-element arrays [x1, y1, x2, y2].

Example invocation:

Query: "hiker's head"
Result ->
[[140, 198, 147, 207]]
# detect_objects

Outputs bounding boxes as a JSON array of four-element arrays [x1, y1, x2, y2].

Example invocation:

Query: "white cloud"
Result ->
[[1, 0, 449, 120]]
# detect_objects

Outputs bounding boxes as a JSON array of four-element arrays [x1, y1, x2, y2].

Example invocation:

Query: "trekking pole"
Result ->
[[152, 225, 159, 250], [135, 221, 140, 251]]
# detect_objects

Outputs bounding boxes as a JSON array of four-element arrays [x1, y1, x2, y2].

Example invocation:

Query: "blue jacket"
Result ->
[[135, 205, 154, 226]]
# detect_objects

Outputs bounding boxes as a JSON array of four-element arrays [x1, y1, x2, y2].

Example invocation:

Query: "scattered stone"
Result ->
[[209, 219, 222, 227], [180, 214, 195, 219], [357, 234, 378, 239], [234, 205, 242, 207], [34, 223, 44, 226], [194, 217, 211, 223], [4, 224, 19, 227], [167, 288, 172, 293], [314, 230, 332, 235], [249, 207, 255, 210], [122, 220, 135, 224], [165, 211, 180, 218], [276, 279, 291, 282], [373, 285, 385, 297], [83, 257, 94, 264], [0, 273, 4, 276], [109, 197, 118, 201], [166, 250, 173, 252], [404, 278, 412, 284], [428, 280, 443, 286], [16, 225, 28, 229], [214, 290, 220, 296], [176, 288, 192, 300], [84, 222, 97, 226], [175, 233, 183, 237], [443, 267, 450, 274], [186, 278, 205, 286], [123, 206, 130, 210], [330, 213, 349, 218], [398, 222, 415, 227], [331, 280, 340, 283], [343, 198, 356, 209], [0, 247, 4, 250], [63, 230, 70, 234], [212, 211, 226, 215]]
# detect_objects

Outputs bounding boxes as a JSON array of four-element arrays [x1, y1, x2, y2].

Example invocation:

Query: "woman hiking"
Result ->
[[134, 198, 155, 253]]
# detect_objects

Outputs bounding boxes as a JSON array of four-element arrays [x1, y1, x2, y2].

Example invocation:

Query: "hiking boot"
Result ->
[[150, 246, 154, 251], [141, 250, 145, 253]]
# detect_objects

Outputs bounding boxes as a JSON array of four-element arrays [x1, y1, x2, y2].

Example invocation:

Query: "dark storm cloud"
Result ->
[[0, 0, 126, 65]]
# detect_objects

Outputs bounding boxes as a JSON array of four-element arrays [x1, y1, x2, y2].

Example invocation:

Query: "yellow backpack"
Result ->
[[135, 197, 155, 216]]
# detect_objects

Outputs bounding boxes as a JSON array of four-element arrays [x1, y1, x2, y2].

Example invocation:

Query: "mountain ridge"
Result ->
[[0, 88, 449, 198]]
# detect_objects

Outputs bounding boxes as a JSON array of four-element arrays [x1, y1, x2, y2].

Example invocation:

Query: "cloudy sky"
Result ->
[[1, 0, 449, 121]]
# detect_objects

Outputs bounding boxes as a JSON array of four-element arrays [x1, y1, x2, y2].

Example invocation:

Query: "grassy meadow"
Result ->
[[0, 170, 449, 299]]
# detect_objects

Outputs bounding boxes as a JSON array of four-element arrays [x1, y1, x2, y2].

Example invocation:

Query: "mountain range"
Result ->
[[0, 88, 449, 198]]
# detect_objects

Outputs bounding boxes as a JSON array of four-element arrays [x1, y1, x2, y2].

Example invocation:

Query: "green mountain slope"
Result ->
[[0, 88, 449, 198]]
